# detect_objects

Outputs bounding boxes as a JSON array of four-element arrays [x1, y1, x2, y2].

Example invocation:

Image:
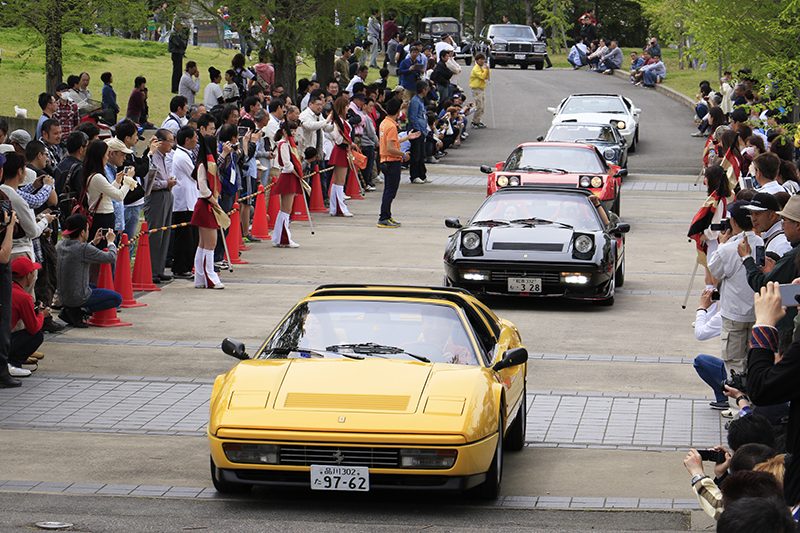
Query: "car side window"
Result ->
[[461, 305, 498, 364]]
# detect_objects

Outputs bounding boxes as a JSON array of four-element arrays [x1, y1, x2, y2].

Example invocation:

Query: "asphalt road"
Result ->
[[0, 66, 719, 532]]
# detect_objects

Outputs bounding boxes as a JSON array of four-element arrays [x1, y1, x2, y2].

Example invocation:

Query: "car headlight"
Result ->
[[460, 269, 489, 281], [462, 232, 481, 251], [574, 235, 594, 253], [616, 121, 626, 130], [603, 148, 616, 161], [560, 272, 590, 284], [579, 176, 591, 188], [509, 176, 520, 186], [590, 176, 603, 188], [496, 175, 509, 187], [492, 43, 507, 51], [400, 448, 457, 469], [223, 443, 279, 464]]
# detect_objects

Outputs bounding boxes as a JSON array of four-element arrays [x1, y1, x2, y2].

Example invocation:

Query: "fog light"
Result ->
[[400, 448, 457, 469], [561, 272, 590, 284], [509, 176, 520, 186], [579, 176, 591, 188], [460, 269, 488, 281], [223, 443, 279, 464]]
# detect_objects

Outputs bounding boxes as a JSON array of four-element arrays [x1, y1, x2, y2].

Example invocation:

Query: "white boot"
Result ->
[[330, 184, 352, 216], [272, 211, 298, 247], [203, 249, 224, 289], [194, 247, 206, 288]]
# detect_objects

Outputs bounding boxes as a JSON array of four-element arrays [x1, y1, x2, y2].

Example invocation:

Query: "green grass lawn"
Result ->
[[1, 26, 712, 123]]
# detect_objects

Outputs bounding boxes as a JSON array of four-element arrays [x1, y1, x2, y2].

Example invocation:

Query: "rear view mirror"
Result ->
[[222, 338, 249, 360]]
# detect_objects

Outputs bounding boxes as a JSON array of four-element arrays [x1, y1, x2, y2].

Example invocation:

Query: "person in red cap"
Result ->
[[9, 256, 48, 369]]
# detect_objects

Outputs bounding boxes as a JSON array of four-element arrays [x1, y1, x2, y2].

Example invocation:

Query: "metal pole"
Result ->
[[301, 186, 315, 235], [682, 260, 700, 309], [219, 228, 234, 272]]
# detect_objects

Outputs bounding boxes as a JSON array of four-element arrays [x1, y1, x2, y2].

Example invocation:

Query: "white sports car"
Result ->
[[546, 94, 641, 153]]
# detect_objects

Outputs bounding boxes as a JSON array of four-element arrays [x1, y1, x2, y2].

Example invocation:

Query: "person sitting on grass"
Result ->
[[56, 214, 122, 327]]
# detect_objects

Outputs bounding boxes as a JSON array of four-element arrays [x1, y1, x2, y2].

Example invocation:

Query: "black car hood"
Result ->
[[481, 225, 573, 252]]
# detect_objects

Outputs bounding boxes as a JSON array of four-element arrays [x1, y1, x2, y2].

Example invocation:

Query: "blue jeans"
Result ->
[[643, 70, 660, 86], [380, 161, 401, 221], [124, 204, 142, 243], [693, 354, 727, 402], [83, 288, 123, 314]]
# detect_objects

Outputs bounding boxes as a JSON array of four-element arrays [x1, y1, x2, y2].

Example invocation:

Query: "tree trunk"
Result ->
[[45, 29, 63, 95], [475, 0, 484, 39], [314, 48, 335, 88], [459, 0, 465, 36], [525, 0, 533, 27], [272, 27, 297, 97], [551, 0, 558, 46]]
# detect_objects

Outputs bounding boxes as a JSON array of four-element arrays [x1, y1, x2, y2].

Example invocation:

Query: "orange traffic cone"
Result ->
[[267, 177, 280, 230], [290, 192, 310, 221], [114, 234, 146, 308], [309, 165, 327, 213], [226, 203, 248, 264], [131, 223, 160, 291], [250, 185, 271, 239], [345, 166, 364, 200], [87, 252, 132, 327]]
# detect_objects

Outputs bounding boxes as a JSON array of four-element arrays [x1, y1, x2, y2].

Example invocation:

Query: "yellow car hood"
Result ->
[[210, 358, 498, 441]]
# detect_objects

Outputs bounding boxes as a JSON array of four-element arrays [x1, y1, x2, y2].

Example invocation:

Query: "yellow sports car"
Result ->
[[208, 284, 528, 499]]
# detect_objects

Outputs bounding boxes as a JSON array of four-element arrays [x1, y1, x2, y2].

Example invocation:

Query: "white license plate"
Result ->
[[508, 277, 542, 292], [514, 54, 526, 60], [310, 465, 369, 491]]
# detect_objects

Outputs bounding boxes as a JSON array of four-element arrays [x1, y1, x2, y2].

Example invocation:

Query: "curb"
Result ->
[[611, 69, 694, 109]]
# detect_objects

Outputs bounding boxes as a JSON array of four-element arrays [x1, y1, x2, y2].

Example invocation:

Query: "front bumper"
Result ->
[[490, 52, 546, 64], [445, 260, 613, 300], [209, 432, 498, 490]]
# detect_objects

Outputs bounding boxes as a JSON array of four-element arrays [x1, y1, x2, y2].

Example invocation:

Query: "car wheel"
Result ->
[[504, 385, 526, 451], [534, 61, 544, 70], [520, 63, 529, 70], [210, 456, 252, 494], [466, 419, 503, 500], [615, 251, 625, 288], [612, 194, 621, 215], [628, 129, 637, 153]]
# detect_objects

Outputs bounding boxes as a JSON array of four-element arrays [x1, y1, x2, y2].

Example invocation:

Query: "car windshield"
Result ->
[[431, 22, 459, 33], [490, 25, 535, 39], [259, 300, 479, 365], [547, 125, 617, 143], [504, 145, 605, 174], [472, 191, 603, 232], [561, 97, 627, 115]]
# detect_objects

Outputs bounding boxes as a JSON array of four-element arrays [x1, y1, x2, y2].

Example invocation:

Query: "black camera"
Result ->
[[698, 449, 727, 463], [0, 200, 10, 228], [721, 369, 747, 393], [322, 103, 333, 117], [710, 219, 732, 232], [711, 290, 720, 301]]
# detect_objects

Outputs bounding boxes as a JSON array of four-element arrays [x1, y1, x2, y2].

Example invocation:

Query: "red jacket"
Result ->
[[11, 281, 44, 334]]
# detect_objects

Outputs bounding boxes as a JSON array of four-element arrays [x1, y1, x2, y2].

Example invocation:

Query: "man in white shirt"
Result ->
[[434, 35, 455, 60], [144, 129, 178, 283], [298, 95, 334, 157], [170, 126, 199, 279], [346, 66, 369, 95], [161, 95, 189, 135], [692, 288, 727, 410], [706, 201, 764, 415], [300, 80, 319, 111], [743, 192, 792, 258], [752, 152, 784, 195], [178, 61, 202, 106]]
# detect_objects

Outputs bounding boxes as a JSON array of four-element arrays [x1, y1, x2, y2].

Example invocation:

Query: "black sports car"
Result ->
[[540, 122, 629, 169], [443, 187, 630, 305]]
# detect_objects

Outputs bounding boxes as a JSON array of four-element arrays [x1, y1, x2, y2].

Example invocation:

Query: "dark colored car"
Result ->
[[540, 123, 629, 169], [419, 17, 473, 64], [475, 24, 547, 70], [443, 187, 630, 305]]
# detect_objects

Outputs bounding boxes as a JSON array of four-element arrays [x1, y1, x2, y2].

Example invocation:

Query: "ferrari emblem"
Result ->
[[338, 416, 346, 423], [332, 450, 345, 465]]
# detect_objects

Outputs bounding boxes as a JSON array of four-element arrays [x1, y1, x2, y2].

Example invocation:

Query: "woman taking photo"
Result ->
[[271, 121, 303, 248], [328, 96, 354, 217], [191, 135, 229, 289]]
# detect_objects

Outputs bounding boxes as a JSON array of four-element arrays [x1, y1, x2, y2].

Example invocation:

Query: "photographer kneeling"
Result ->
[[56, 214, 122, 327]]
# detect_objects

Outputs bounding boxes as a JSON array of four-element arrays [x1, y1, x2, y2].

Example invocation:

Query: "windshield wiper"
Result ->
[[472, 219, 510, 227], [326, 343, 431, 363], [510, 217, 573, 229], [262, 347, 363, 360]]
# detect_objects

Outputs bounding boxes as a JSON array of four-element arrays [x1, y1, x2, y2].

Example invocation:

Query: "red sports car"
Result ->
[[480, 142, 627, 214]]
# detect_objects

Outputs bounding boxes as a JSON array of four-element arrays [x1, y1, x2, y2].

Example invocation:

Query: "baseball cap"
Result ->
[[63, 213, 88, 236], [9, 130, 31, 149], [11, 256, 41, 278], [743, 192, 780, 212], [105, 137, 133, 154], [727, 200, 751, 229]]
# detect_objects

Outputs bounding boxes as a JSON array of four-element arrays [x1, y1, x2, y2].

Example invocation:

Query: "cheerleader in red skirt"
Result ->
[[272, 121, 303, 248], [190, 134, 231, 289], [328, 96, 354, 217]]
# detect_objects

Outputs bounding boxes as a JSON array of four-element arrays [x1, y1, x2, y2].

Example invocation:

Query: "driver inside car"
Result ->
[[417, 313, 477, 365]]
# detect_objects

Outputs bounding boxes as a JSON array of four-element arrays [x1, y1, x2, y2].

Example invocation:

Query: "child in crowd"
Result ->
[[223, 70, 240, 103]]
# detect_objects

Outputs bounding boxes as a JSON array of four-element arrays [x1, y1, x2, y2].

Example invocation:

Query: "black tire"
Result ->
[[628, 128, 637, 153], [505, 386, 526, 451], [210, 456, 252, 494], [615, 251, 625, 288], [465, 57, 473, 66], [612, 194, 620, 216], [443, 275, 452, 287], [520, 63, 529, 70], [466, 419, 503, 500], [534, 61, 544, 70]]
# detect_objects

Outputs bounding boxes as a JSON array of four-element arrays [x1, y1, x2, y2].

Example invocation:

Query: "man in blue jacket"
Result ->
[[397, 46, 424, 104], [407, 80, 430, 184]]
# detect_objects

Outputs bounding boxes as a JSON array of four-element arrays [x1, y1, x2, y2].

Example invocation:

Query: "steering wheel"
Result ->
[[401, 341, 445, 362]]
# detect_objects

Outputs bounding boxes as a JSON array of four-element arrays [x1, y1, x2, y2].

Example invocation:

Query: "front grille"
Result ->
[[509, 43, 532, 53], [492, 243, 563, 252], [491, 270, 560, 283], [279, 445, 400, 468]]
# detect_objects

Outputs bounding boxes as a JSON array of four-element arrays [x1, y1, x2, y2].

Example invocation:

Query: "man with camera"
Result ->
[[738, 194, 800, 333], [743, 192, 791, 259], [707, 201, 763, 415]]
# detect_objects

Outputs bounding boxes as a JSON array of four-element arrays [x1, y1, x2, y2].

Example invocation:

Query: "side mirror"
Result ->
[[546, 107, 556, 114], [222, 338, 249, 360], [614, 168, 628, 178], [479, 165, 493, 174], [445, 217, 462, 229], [492, 346, 528, 372], [612, 222, 631, 235], [632, 108, 641, 114], [536, 135, 544, 142]]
